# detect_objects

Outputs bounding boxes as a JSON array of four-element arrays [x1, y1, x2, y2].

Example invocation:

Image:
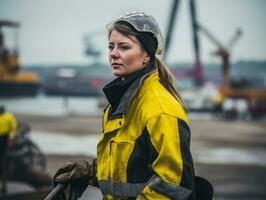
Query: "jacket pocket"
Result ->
[[110, 137, 134, 183]]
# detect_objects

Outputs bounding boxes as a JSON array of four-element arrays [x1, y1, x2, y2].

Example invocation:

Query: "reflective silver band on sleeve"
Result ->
[[146, 175, 192, 200], [98, 180, 145, 198]]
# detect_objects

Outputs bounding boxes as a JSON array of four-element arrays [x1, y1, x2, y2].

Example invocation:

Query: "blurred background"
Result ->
[[0, 0, 265, 199]]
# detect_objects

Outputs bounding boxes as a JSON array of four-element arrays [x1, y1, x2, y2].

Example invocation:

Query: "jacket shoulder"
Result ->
[[135, 79, 188, 124]]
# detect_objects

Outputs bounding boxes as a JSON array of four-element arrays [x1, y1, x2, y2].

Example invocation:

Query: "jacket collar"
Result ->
[[103, 62, 157, 119]]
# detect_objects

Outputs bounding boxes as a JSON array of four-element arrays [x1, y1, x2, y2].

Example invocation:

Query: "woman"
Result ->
[[54, 12, 195, 200]]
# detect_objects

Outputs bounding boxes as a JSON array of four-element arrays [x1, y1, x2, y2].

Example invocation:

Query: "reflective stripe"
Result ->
[[147, 175, 192, 200], [98, 180, 145, 197]]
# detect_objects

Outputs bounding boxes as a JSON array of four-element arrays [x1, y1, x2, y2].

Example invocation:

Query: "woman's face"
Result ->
[[108, 29, 149, 77]]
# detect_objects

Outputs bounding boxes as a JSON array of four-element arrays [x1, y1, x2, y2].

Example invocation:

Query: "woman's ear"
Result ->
[[143, 56, 150, 64]]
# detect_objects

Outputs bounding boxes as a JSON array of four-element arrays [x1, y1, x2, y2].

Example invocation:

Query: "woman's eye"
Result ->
[[108, 45, 114, 50], [120, 46, 130, 50]]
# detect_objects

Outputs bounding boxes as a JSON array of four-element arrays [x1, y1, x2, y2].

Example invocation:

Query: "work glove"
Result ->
[[53, 159, 97, 198], [54, 159, 97, 184]]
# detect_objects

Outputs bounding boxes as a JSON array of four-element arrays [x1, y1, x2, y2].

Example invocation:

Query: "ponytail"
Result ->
[[155, 58, 186, 109]]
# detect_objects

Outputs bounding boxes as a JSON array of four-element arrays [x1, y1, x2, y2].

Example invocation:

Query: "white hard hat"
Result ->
[[107, 11, 164, 56]]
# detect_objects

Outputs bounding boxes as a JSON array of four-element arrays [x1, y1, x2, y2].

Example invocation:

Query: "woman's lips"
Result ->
[[111, 63, 123, 68]]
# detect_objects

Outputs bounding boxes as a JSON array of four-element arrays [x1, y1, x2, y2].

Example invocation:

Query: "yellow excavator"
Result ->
[[0, 20, 39, 97]]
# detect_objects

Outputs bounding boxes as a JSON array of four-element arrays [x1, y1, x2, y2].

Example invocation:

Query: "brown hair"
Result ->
[[109, 23, 186, 108], [109, 23, 140, 41], [155, 58, 186, 108]]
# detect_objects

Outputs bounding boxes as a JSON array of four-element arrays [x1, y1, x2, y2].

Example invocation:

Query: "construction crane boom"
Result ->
[[226, 28, 242, 50], [163, 0, 181, 61], [197, 24, 224, 49], [189, 0, 204, 85]]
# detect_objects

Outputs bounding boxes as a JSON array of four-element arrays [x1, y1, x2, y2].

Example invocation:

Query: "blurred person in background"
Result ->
[[0, 106, 52, 188], [53, 12, 196, 200], [0, 105, 17, 156], [0, 106, 17, 175]]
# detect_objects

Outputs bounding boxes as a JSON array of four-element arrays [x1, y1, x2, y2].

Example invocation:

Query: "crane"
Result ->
[[197, 23, 242, 89], [197, 18, 266, 117], [163, 0, 205, 87]]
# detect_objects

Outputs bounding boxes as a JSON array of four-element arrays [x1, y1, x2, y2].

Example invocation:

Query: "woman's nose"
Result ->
[[110, 48, 119, 58]]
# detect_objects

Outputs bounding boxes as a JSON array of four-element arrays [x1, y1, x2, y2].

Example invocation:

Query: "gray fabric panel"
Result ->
[[146, 175, 192, 200], [98, 180, 145, 197]]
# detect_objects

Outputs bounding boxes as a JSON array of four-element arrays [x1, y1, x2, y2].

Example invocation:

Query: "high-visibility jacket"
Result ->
[[97, 68, 195, 200], [0, 112, 17, 140]]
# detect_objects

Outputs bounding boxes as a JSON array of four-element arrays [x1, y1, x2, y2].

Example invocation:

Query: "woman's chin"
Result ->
[[112, 70, 125, 77]]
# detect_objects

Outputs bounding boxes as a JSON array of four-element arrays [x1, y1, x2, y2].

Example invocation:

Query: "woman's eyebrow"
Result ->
[[118, 42, 130, 45], [108, 41, 130, 45]]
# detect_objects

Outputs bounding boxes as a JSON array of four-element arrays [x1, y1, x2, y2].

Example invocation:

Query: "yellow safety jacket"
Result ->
[[0, 112, 17, 140], [97, 67, 195, 200]]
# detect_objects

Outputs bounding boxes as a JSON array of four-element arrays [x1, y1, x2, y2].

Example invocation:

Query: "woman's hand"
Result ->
[[54, 160, 95, 184], [53, 159, 97, 198]]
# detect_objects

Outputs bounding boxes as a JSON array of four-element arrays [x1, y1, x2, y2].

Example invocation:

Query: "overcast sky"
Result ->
[[0, 0, 265, 65]]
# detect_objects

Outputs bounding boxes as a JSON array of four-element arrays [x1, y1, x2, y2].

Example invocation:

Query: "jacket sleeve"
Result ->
[[7, 113, 17, 140], [137, 114, 194, 200]]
